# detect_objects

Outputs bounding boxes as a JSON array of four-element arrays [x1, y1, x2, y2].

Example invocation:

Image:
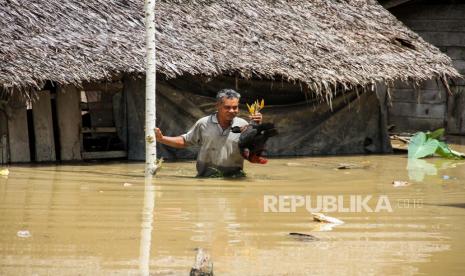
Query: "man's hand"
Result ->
[[249, 112, 263, 124], [155, 128, 164, 142], [154, 128, 187, 148]]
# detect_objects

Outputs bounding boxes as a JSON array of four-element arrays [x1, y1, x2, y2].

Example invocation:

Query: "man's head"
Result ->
[[216, 89, 240, 122]]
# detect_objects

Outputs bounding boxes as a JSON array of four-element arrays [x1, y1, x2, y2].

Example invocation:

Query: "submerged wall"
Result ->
[[0, 86, 82, 164], [1, 75, 392, 163], [387, 1, 465, 134], [0, 109, 8, 164]]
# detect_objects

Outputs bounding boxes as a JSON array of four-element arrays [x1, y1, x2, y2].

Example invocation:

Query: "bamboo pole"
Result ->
[[144, 0, 157, 176], [139, 1, 157, 275]]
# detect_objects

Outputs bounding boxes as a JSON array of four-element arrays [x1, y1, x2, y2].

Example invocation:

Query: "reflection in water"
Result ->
[[407, 158, 465, 182], [434, 203, 465, 209], [407, 159, 438, 181], [1, 152, 465, 275], [139, 176, 155, 276], [311, 222, 342, 232]]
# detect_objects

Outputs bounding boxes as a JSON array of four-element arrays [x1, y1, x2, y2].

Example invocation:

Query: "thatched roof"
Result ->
[[0, 0, 461, 97]]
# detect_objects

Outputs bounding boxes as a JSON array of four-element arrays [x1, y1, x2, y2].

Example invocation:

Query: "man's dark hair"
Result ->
[[216, 89, 241, 103]]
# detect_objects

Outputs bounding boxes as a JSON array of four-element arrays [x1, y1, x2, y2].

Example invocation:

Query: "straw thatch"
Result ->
[[0, 0, 461, 98]]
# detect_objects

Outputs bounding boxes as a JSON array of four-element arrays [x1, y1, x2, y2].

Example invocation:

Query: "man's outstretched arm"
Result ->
[[155, 128, 187, 148]]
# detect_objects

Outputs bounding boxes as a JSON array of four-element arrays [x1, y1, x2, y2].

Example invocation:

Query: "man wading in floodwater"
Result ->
[[155, 89, 263, 177]]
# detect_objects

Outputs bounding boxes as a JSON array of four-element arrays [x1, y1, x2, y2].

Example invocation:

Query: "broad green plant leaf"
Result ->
[[408, 129, 464, 159], [436, 141, 464, 159], [436, 141, 455, 159], [426, 128, 445, 140], [408, 132, 439, 159]]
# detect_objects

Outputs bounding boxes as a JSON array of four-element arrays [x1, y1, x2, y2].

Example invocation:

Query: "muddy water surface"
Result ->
[[1, 147, 465, 275]]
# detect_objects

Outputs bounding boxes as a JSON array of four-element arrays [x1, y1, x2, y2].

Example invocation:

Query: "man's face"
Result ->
[[217, 97, 239, 121]]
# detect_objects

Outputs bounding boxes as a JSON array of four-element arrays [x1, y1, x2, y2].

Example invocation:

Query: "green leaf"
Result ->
[[436, 141, 454, 158], [435, 141, 465, 159], [426, 128, 445, 140], [408, 132, 439, 159]]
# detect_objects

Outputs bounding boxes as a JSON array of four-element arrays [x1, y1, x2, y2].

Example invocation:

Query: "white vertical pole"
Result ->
[[144, 0, 157, 176], [139, 1, 157, 275]]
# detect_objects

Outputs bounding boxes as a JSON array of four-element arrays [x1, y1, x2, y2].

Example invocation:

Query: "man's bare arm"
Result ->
[[155, 128, 187, 148]]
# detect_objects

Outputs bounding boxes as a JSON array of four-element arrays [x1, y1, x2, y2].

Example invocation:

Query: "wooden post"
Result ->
[[7, 99, 30, 163], [56, 85, 82, 161], [375, 82, 393, 153], [446, 80, 465, 135], [0, 135, 7, 165], [0, 112, 8, 164], [32, 90, 56, 162]]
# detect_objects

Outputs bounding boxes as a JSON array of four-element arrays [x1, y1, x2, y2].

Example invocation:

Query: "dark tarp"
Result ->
[[122, 75, 392, 160]]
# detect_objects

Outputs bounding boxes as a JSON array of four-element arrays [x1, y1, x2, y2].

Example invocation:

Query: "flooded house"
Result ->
[[380, 0, 465, 134], [0, 0, 460, 165]]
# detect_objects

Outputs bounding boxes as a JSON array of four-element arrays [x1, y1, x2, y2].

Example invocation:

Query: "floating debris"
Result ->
[[17, 230, 31, 238], [392, 180, 410, 187], [311, 213, 344, 232], [286, 162, 304, 167], [312, 213, 344, 224], [190, 248, 213, 276], [390, 134, 410, 151], [337, 163, 370, 170], [0, 168, 9, 176], [123, 182, 133, 187], [289, 232, 319, 241]]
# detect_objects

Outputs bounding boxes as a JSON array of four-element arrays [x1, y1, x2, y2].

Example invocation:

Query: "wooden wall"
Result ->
[[32, 90, 56, 162], [2, 82, 130, 164], [388, 2, 465, 133], [56, 85, 82, 161], [3, 86, 84, 163], [391, 3, 465, 74], [387, 79, 448, 132], [7, 98, 30, 163], [124, 76, 146, 160]]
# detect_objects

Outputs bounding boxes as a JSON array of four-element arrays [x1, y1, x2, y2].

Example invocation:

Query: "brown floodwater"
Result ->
[[1, 146, 465, 275]]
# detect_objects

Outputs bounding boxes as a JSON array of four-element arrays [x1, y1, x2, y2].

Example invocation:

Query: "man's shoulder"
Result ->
[[195, 115, 212, 125]]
